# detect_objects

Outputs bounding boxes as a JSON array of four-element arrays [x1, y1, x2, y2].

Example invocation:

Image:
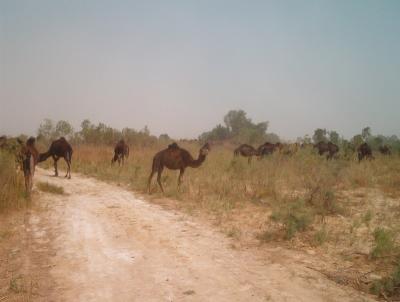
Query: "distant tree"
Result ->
[[141, 126, 150, 136], [223, 110, 252, 136], [37, 118, 55, 141], [55, 120, 74, 139], [351, 134, 364, 147], [265, 133, 280, 143], [312, 128, 328, 144], [362, 127, 371, 141], [329, 131, 340, 145], [159, 134, 170, 140]]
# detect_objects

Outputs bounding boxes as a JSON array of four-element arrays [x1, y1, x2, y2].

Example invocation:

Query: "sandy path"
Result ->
[[27, 168, 374, 302]]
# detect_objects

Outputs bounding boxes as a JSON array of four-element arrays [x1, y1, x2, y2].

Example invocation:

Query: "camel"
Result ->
[[358, 143, 374, 161], [313, 141, 339, 160], [257, 142, 281, 158], [233, 144, 258, 164], [148, 142, 210, 193], [39, 137, 73, 179], [379, 145, 391, 155], [18, 137, 39, 195], [111, 139, 130, 166]]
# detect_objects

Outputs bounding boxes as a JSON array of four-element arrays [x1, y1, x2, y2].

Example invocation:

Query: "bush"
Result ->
[[271, 199, 314, 239], [0, 151, 27, 211], [371, 262, 400, 298], [370, 227, 397, 259]]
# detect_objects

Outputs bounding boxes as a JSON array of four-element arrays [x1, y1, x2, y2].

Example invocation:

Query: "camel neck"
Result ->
[[38, 150, 52, 163], [188, 153, 206, 168]]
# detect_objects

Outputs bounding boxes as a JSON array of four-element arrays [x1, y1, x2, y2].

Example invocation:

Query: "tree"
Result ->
[[312, 128, 327, 144], [223, 110, 251, 136], [37, 118, 55, 141], [351, 134, 364, 147], [159, 134, 171, 141], [329, 131, 340, 145], [55, 120, 74, 139], [362, 127, 371, 141]]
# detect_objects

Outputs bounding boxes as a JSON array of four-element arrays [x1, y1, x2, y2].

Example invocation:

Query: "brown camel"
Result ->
[[358, 143, 374, 161], [148, 142, 210, 193], [379, 145, 391, 155], [313, 141, 339, 160], [39, 137, 73, 178], [257, 142, 281, 158], [233, 144, 258, 164], [18, 137, 39, 194], [111, 139, 130, 166]]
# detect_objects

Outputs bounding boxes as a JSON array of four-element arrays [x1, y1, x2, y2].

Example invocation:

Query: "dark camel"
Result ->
[[257, 142, 281, 158], [39, 137, 73, 179], [234, 144, 258, 164], [313, 142, 339, 160], [111, 139, 130, 166], [379, 145, 391, 155], [18, 137, 39, 195], [148, 142, 210, 193], [358, 143, 374, 161]]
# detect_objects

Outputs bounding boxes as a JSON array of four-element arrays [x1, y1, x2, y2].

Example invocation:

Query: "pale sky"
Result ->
[[1, 0, 399, 139]]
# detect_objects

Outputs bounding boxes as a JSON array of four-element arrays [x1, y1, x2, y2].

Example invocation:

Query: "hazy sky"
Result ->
[[1, 0, 399, 140]]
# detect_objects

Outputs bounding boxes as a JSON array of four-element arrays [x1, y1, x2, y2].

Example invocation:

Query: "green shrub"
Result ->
[[371, 262, 400, 298], [271, 199, 314, 239], [370, 227, 397, 259]]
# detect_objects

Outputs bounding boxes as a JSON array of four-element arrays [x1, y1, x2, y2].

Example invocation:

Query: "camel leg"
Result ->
[[157, 167, 164, 193], [248, 156, 252, 164], [147, 170, 155, 194], [64, 156, 71, 179], [178, 168, 185, 190], [53, 156, 59, 177]]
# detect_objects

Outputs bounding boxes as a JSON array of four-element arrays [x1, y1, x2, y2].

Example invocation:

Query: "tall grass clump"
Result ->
[[270, 198, 314, 239], [371, 261, 400, 298], [370, 227, 398, 259], [0, 151, 27, 211]]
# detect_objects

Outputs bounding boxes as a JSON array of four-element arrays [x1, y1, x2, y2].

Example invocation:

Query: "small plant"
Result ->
[[371, 261, 400, 298], [226, 227, 242, 239], [37, 182, 65, 195], [313, 225, 329, 246], [9, 275, 25, 293], [271, 199, 314, 239], [361, 209, 373, 227], [370, 227, 397, 259]]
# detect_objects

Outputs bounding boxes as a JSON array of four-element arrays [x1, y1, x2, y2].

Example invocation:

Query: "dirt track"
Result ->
[[13, 168, 375, 301]]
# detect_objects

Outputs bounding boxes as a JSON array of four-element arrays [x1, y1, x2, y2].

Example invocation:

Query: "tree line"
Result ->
[[25, 111, 400, 153]]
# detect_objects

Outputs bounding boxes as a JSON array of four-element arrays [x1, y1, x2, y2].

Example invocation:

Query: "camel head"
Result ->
[[200, 142, 210, 156]]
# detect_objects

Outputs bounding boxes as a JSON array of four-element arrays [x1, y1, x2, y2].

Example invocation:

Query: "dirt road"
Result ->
[[17, 168, 374, 301]]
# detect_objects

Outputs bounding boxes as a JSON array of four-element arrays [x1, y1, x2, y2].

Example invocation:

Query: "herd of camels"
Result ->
[[6, 135, 392, 195]]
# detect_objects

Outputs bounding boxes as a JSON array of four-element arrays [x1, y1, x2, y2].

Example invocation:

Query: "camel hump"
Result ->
[[168, 142, 179, 149]]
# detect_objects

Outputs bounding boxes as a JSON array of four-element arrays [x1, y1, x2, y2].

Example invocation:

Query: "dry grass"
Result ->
[[37, 182, 65, 195], [0, 151, 28, 212]]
